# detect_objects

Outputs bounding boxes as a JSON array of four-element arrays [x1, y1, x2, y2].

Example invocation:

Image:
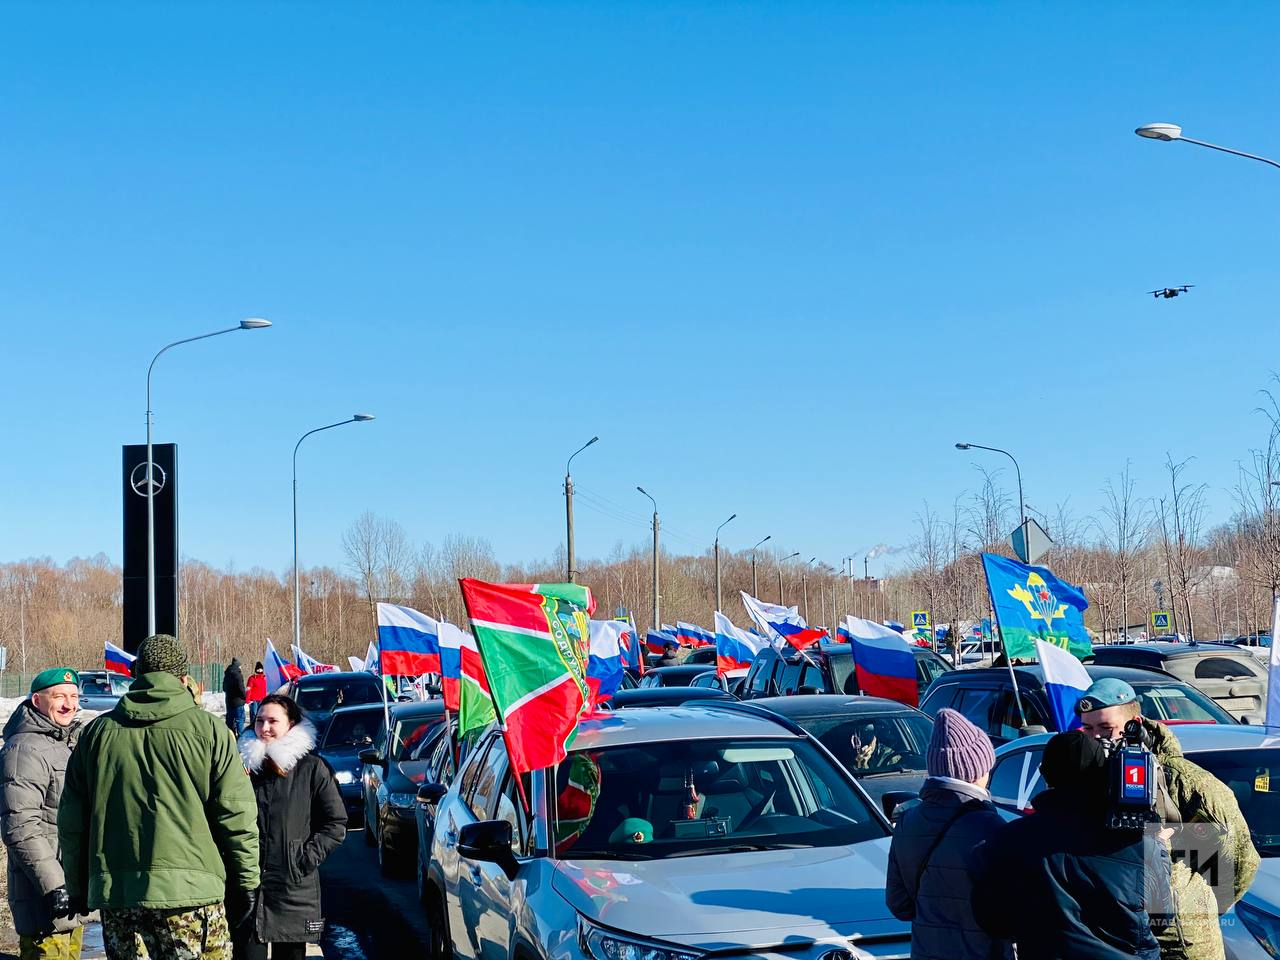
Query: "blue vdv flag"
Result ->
[[981, 553, 1092, 659]]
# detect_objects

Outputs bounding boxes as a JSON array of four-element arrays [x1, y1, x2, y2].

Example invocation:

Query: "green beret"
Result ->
[[31, 667, 79, 695], [608, 817, 653, 845]]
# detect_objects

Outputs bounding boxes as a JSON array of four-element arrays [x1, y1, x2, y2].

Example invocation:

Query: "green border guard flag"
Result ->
[[981, 553, 1092, 660]]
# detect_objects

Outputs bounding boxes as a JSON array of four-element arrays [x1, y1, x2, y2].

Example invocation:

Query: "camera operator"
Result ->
[[971, 731, 1171, 960], [1076, 679, 1259, 960]]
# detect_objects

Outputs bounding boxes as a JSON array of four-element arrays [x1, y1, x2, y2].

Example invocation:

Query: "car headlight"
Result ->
[[333, 769, 355, 785], [579, 916, 701, 960], [388, 791, 416, 809], [1237, 900, 1280, 958]]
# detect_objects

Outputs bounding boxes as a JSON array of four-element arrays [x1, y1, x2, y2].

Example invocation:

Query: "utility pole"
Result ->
[[803, 557, 817, 623], [638, 487, 660, 629], [778, 552, 800, 605], [565, 436, 599, 583], [713, 514, 736, 614], [751, 535, 771, 599]]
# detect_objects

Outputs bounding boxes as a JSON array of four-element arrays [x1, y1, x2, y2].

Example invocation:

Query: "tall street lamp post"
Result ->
[[778, 552, 800, 604], [294, 414, 374, 648], [802, 557, 818, 623], [751, 535, 772, 597], [1135, 123, 1280, 170], [713, 513, 736, 614], [145, 318, 272, 636], [637, 487, 660, 629], [564, 436, 599, 582]]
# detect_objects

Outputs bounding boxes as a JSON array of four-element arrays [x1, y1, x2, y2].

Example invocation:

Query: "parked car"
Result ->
[[739, 695, 934, 815], [360, 700, 449, 873], [1231, 634, 1273, 663], [740, 642, 953, 703], [985, 723, 1279, 959], [281, 670, 385, 734], [918, 664, 1237, 746], [424, 705, 910, 960], [690, 667, 749, 698], [414, 721, 461, 905], [682, 647, 719, 666], [77, 670, 131, 713], [605, 686, 732, 709], [1090, 642, 1267, 722], [318, 703, 387, 827], [637, 664, 716, 688]]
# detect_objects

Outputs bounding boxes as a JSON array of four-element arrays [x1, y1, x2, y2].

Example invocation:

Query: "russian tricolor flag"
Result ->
[[438, 621, 467, 711], [104, 641, 135, 677], [1036, 638, 1090, 731], [714, 612, 765, 674], [845, 616, 918, 707], [675, 621, 714, 648], [291, 644, 336, 674], [586, 620, 627, 709], [836, 622, 853, 644], [619, 617, 644, 674], [646, 629, 677, 655], [264, 638, 304, 693], [741, 592, 827, 651], [376, 602, 442, 675]]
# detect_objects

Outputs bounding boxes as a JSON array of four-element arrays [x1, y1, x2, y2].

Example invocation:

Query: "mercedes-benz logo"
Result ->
[[816, 949, 857, 960], [130, 462, 166, 497]]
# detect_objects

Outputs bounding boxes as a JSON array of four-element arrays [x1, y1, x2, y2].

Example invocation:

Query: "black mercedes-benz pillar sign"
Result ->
[[122, 443, 178, 653]]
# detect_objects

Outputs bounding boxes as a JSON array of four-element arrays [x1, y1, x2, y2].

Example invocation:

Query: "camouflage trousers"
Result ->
[[102, 903, 230, 960]]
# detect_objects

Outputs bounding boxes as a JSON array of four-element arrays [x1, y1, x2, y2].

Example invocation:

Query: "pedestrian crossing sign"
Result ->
[[1151, 611, 1171, 630], [912, 611, 931, 629]]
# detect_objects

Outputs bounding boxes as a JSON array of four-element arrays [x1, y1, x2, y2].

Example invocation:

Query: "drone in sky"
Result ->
[[1148, 285, 1194, 299]]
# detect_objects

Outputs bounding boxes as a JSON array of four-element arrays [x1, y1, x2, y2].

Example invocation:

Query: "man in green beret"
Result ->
[[0, 666, 89, 959]]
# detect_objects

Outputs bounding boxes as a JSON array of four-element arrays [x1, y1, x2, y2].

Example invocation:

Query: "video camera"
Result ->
[[1103, 717, 1161, 831]]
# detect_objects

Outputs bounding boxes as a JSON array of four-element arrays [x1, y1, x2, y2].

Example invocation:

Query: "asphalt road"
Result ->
[[319, 827, 434, 959]]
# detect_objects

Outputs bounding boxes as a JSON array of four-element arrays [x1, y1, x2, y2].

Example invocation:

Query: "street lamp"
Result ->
[[955, 441, 1026, 533], [751, 535, 772, 597], [778, 552, 800, 604], [802, 557, 818, 624], [294, 414, 374, 649], [144, 318, 272, 637], [713, 514, 736, 614], [1135, 123, 1280, 170], [637, 487, 660, 629], [564, 436, 599, 583]]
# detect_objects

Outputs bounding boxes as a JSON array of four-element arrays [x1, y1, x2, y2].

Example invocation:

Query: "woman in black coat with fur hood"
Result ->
[[235, 693, 347, 960]]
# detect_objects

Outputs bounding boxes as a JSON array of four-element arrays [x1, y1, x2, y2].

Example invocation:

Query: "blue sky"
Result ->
[[2, 2, 1277, 578]]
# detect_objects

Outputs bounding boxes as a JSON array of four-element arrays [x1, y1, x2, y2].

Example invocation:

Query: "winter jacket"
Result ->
[[238, 721, 346, 943], [246, 673, 267, 704], [0, 703, 88, 937], [58, 671, 260, 911], [1145, 719, 1259, 960], [971, 788, 1169, 960], [885, 778, 1008, 960], [224, 660, 247, 711]]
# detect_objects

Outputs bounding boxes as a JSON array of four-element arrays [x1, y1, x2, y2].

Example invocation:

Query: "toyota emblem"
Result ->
[[130, 462, 166, 497]]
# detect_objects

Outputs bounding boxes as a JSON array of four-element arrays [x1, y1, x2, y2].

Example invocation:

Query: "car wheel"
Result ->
[[425, 887, 452, 960]]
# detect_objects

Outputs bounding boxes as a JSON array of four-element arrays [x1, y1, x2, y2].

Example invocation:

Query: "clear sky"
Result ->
[[2, 1, 1277, 579]]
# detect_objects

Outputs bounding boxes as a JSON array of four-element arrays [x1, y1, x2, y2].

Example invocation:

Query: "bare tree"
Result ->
[[1160, 455, 1209, 639], [1099, 462, 1149, 640]]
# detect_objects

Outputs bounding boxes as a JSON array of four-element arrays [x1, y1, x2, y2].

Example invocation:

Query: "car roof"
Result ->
[[932, 663, 1178, 686], [1095, 642, 1248, 658], [996, 724, 1280, 758], [292, 670, 381, 685], [329, 703, 386, 716], [609, 687, 729, 707], [574, 704, 798, 749], [647, 664, 714, 676], [388, 700, 445, 720], [746, 694, 926, 719]]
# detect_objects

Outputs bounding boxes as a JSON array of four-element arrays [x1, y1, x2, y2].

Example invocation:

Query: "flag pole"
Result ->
[[980, 555, 1028, 728]]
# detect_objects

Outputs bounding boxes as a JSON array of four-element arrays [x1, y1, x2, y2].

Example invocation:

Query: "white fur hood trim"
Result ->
[[239, 719, 317, 774]]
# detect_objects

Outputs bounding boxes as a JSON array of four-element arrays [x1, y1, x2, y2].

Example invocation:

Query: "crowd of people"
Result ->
[[1, 635, 345, 960], [886, 679, 1259, 960]]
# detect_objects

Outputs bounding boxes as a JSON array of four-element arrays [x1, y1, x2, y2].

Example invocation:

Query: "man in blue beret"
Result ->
[[1076, 678, 1258, 960]]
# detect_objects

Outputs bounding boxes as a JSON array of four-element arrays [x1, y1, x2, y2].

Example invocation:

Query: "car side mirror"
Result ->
[[1240, 714, 1260, 726], [1018, 725, 1048, 737], [416, 781, 448, 805], [797, 685, 822, 696], [881, 790, 919, 823], [457, 820, 519, 880], [358, 749, 384, 766]]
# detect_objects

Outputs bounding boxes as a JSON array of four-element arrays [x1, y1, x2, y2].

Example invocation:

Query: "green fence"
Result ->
[[0, 663, 226, 699]]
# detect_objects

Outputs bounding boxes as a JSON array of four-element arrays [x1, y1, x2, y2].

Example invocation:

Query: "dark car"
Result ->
[[681, 647, 719, 666], [281, 670, 385, 735], [318, 703, 387, 826], [360, 700, 448, 874], [918, 663, 1237, 746], [740, 642, 953, 703], [746, 695, 934, 816], [689, 667, 749, 698], [414, 720, 461, 905], [605, 686, 732, 709], [1090, 642, 1266, 722], [636, 664, 716, 688]]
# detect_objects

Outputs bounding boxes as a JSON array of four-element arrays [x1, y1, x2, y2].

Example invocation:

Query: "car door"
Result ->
[[438, 734, 495, 960], [364, 715, 392, 831], [988, 742, 1046, 816], [455, 737, 516, 960]]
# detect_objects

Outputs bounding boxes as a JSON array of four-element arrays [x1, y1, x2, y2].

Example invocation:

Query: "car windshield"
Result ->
[[551, 737, 886, 860], [80, 676, 114, 695], [391, 717, 444, 760], [797, 712, 933, 776], [827, 653, 859, 695], [1129, 681, 1236, 724], [322, 710, 384, 749], [1188, 749, 1280, 858], [296, 678, 381, 713]]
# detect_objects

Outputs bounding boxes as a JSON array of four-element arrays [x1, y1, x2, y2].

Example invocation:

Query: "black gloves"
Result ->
[[45, 886, 71, 919], [226, 886, 258, 934]]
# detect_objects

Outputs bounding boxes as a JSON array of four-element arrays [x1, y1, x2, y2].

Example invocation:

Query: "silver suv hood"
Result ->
[[551, 837, 905, 949]]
